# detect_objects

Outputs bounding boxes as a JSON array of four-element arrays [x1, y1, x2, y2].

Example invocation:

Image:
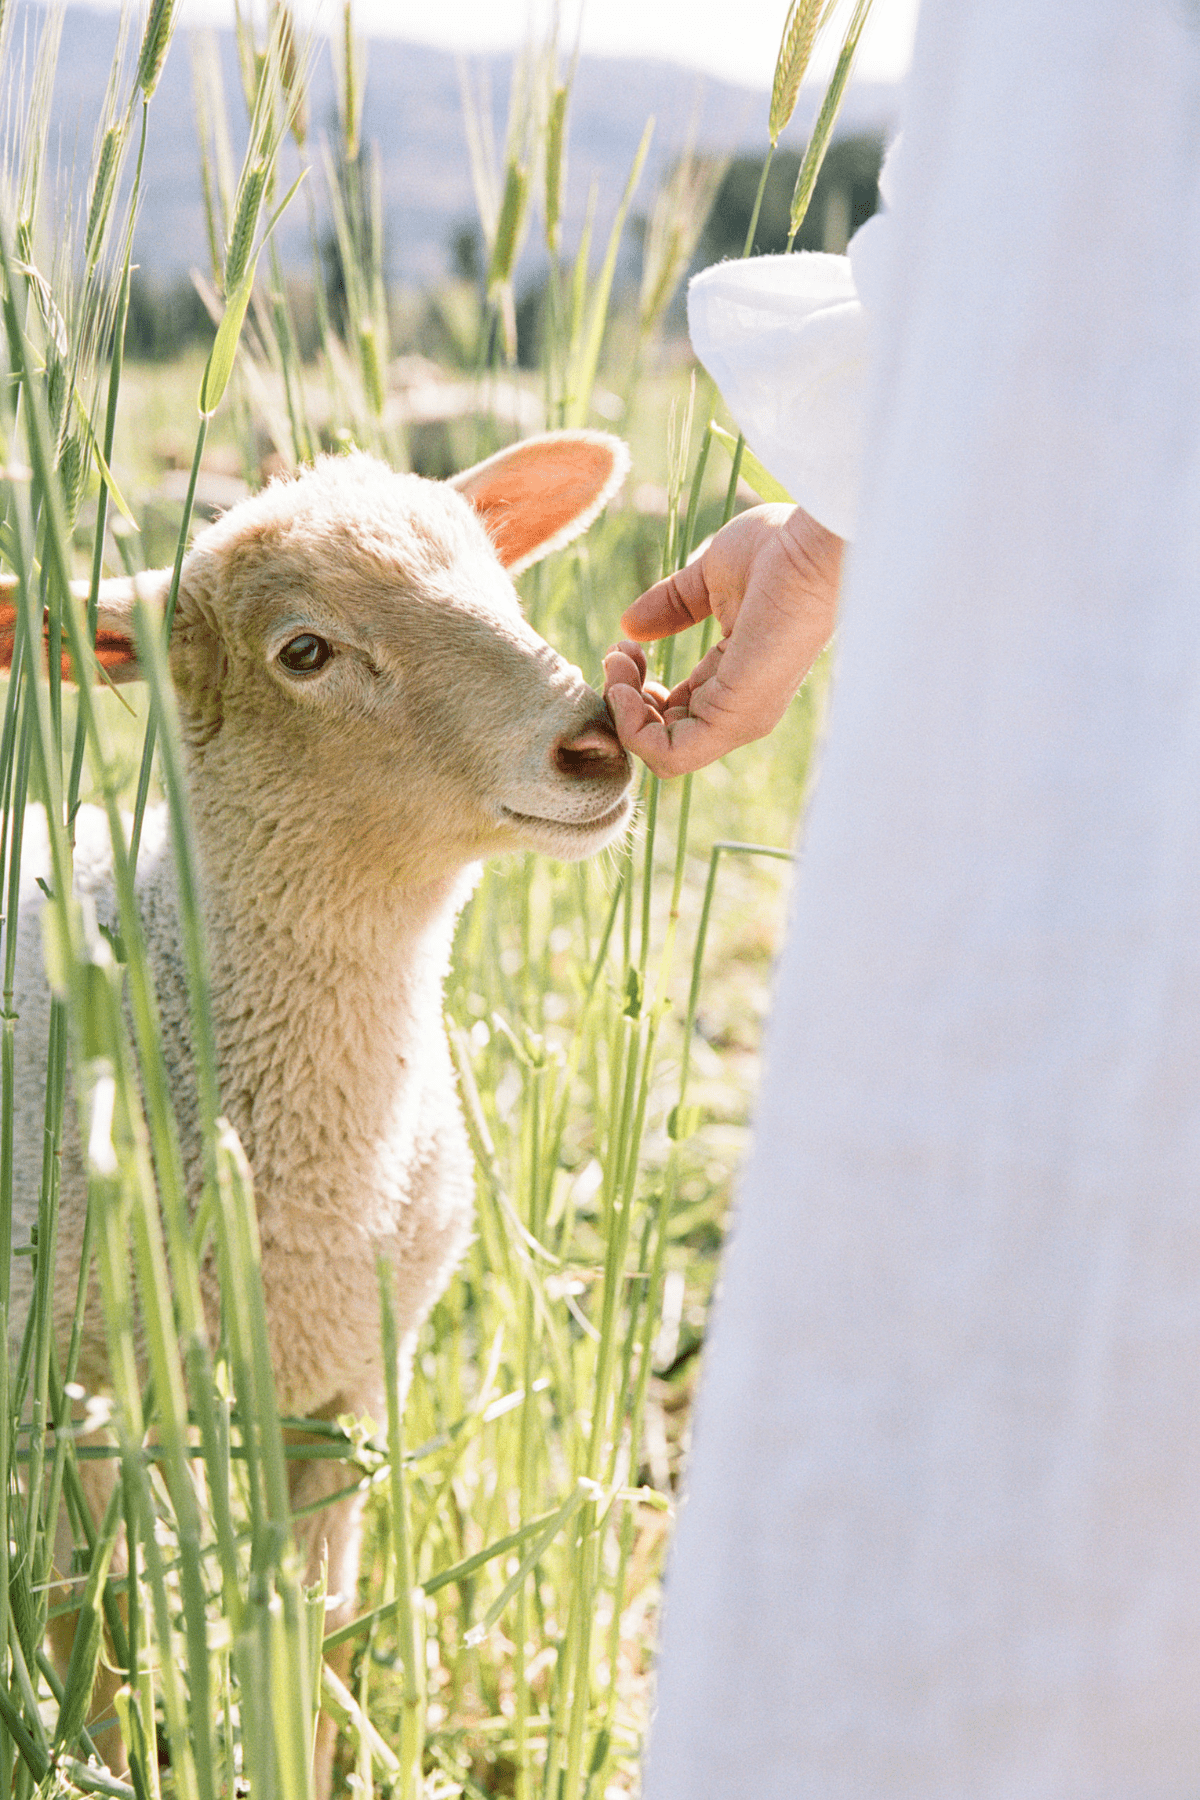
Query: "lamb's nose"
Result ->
[[553, 720, 630, 781]]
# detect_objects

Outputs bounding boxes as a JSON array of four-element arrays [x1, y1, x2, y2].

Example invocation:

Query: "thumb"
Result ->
[[619, 557, 714, 643]]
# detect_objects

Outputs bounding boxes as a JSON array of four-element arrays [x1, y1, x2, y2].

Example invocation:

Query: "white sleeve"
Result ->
[[685, 150, 897, 542], [687, 252, 869, 538]]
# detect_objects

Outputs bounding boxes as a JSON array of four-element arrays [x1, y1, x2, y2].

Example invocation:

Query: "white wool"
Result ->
[[17, 802, 168, 904]]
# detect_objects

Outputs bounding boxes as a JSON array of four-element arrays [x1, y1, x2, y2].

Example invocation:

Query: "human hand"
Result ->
[[602, 503, 844, 777]]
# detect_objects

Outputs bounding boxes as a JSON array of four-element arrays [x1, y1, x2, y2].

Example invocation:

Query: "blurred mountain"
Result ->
[[16, 1, 902, 286]]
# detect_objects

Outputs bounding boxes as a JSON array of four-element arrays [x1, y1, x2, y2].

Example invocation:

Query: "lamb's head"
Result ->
[[59, 434, 635, 884]]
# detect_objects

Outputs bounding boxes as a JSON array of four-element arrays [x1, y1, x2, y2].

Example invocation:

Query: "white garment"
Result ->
[[643, 3, 1200, 1797], [687, 251, 869, 536], [686, 153, 895, 538]]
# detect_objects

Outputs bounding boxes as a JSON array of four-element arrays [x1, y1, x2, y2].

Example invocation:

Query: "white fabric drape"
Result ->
[[642, 3, 1200, 1796], [686, 249, 871, 537], [685, 154, 894, 538]]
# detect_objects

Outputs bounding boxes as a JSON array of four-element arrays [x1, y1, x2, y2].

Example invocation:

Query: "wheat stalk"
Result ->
[[788, 0, 877, 243], [136, 0, 177, 102], [769, 0, 827, 145]]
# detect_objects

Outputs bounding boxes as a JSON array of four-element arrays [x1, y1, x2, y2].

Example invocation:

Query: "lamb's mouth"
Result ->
[[499, 794, 632, 836]]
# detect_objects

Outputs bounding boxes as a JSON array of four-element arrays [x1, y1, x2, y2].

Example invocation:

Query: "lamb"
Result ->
[[6, 430, 634, 1790]]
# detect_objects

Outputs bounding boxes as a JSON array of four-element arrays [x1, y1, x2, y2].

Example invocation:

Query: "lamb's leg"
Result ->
[[54, 1428, 362, 1797], [286, 1433, 369, 1800], [45, 1438, 130, 1778]]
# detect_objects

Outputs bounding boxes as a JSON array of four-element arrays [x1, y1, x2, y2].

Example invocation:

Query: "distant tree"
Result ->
[[124, 271, 217, 362], [514, 280, 545, 371], [698, 134, 885, 266], [450, 222, 485, 290], [441, 219, 542, 370]]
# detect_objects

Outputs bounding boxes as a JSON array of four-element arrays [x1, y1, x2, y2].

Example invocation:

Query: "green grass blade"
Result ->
[[710, 420, 794, 504]]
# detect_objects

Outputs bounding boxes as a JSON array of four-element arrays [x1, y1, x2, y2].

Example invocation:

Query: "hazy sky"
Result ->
[[148, 0, 920, 91]]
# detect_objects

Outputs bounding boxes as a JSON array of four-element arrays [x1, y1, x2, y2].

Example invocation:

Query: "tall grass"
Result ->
[[0, 2, 866, 1795]]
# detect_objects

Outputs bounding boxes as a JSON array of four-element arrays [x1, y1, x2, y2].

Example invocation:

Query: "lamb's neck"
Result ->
[[173, 826, 474, 1175], [205, 851, 464, 1023]]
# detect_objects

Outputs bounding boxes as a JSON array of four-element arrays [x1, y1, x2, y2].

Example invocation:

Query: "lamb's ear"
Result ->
[[451, 430, 630, 575], [0, 570, 168, 683]]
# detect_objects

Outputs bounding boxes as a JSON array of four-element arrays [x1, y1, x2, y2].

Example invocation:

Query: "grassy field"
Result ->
[[0, 2, 862, 1795]]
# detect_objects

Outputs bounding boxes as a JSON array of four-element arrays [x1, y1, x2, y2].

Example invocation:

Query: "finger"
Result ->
[[615, 638, 648, 680], [619, 559, 714, 643], [602, 639, 647, 682], [610, 701, 738, 778], [601, 644, 646, 696], [605, 672, 738, 777], [602, 649, 672, 719], [606, 680, 671, 750]]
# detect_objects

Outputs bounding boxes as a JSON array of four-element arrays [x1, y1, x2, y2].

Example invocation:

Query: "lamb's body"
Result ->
[[199, 842, 475, 1420], [6, 435, 631, 1791], [11, 845, 475, 1420]]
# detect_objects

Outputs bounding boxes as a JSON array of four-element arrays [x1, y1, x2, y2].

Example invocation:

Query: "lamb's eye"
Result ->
[[278, 633, 333, 675]]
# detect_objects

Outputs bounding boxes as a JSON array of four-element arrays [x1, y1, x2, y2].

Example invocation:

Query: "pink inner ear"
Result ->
[[90, 628, 140, 680], [0, 598, 139, 683], [459, 438, 619, 570]]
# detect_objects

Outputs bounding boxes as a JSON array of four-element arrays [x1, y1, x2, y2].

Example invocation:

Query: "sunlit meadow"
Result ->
[[0, 1, 869, 1794]]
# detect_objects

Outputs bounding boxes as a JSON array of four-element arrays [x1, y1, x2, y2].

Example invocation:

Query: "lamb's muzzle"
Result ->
[[496, 711, 633, 845], [553, 717, 629, 779]]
